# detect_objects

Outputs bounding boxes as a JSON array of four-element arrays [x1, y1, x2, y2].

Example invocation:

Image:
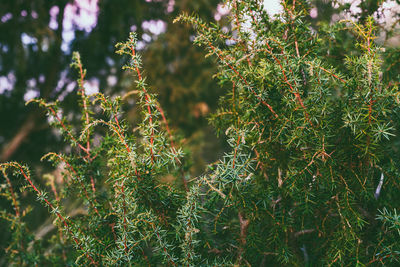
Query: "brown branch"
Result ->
[[0, 113, 36, 162], [311, 64, 346, 83], [232, 134, 241, 168], [1, 3, 68, 162], [46, 153, 99, 215], [76, 56, 92, 156], [262, 43, 313, 126], [130, 46, 155, 163], [237, 211, 250, 264], [207, 42, 278, 118], [48, 106, 88, 153], [4, 163, 98, 266], [294, 229, 315, 238], [2, 171, 20, 217]]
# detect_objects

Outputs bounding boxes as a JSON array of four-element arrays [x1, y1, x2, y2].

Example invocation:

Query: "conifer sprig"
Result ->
[[1, 0, 399, 265]]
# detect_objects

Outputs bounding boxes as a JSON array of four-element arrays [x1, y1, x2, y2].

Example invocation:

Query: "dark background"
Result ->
[[0, 0, 399, 264]]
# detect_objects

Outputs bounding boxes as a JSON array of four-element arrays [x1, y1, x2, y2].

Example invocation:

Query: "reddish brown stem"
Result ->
[[368, 99, 373, 124], [237, 211, 250, 264], [154, 229, 176, 266], [154, 105, 187, 191], [130, 46, 155, 163], [249, 9, 259, 27], [263, 43, 313, 126], [109, 223, 117, 242], [313, 65, 346, 83], [232, 135, 241, 169], [121, 182, 128, 253], [232, 0, 252, 66], [207, 42, 278, 118], [51, 154, 99, 215], [48, 107, 88, 153], [3, 173, 20, 217], [90, 176, 96, 193], [49, 178, 60, 202], [77, 61, 91, 155], [16, 165, 97, 266], [98, 95, 132, 154], [155, 105, 175, 148]]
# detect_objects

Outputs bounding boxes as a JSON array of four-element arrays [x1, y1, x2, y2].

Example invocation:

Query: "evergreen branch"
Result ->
[[27, 99, 89, 153], [41, 152, 99, 215], [1, 170, 20, 217], [207, 41, 278, 118], [262, 43, 313, 126], [71, 51, 92, 156], [0, 162, 98, 266]]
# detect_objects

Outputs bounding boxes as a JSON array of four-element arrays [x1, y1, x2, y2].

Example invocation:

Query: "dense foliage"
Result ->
[[0, 0, 222, 168], [0, 1, 223, 261], [1, 0, 400, 266]]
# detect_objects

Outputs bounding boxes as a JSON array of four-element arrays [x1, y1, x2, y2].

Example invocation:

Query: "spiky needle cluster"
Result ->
[[1, 1, 400, 266]]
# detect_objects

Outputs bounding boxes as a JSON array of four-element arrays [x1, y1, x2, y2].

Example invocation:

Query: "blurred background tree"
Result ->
[[0, 0, 225, 170]]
